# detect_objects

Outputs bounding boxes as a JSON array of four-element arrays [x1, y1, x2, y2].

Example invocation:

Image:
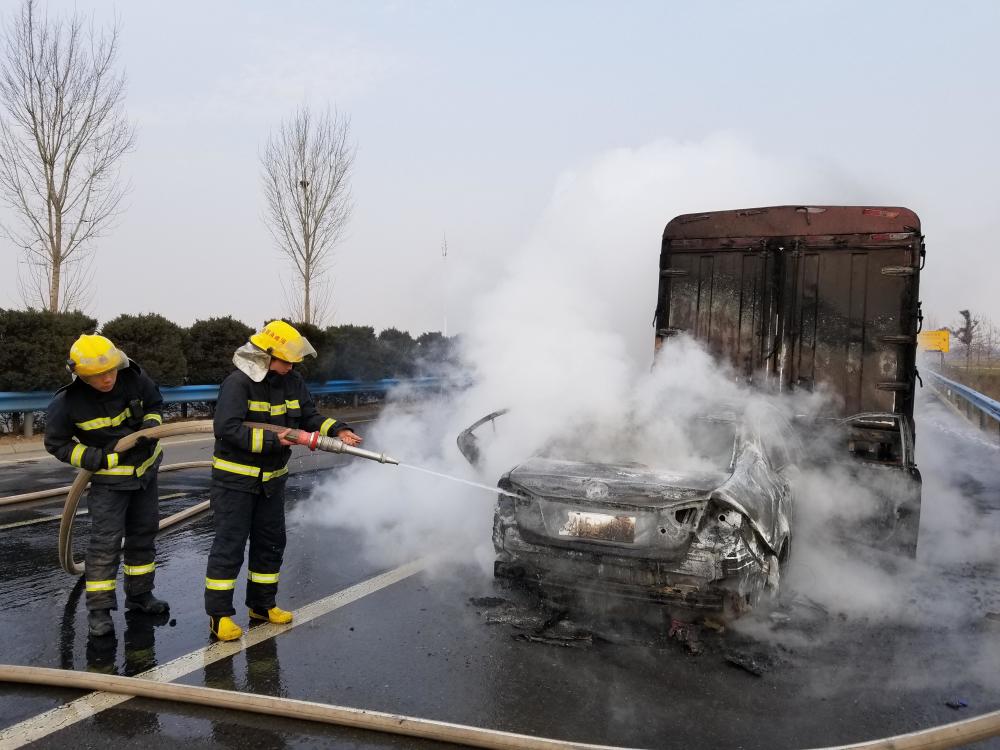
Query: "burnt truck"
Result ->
[[472, 205, 924, 615], [654, 205, 924, 553]]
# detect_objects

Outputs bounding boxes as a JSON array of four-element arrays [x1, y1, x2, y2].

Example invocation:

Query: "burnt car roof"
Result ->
[[506, 457, 731, 505]]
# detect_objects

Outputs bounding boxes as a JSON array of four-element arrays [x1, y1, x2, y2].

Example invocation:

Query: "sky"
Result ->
[[0, 0, 998, 338]]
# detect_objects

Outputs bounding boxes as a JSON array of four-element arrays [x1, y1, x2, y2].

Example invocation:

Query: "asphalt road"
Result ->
[[0, 395, 997, 750]]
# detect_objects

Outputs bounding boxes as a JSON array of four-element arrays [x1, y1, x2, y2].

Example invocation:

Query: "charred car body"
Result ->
[[460, 408, 797, 614]]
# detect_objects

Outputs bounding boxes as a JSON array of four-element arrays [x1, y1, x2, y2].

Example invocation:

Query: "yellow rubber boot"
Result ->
[[210, 616, 242, 641], [249, 606, 293, 624]]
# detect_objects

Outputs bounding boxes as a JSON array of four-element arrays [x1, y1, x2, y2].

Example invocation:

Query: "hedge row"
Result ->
[[0, 309, 461, 390]]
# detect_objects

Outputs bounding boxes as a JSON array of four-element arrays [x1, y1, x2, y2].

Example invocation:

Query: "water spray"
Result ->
[[398, 463, 521, 498], [254, 425, 519, 499]]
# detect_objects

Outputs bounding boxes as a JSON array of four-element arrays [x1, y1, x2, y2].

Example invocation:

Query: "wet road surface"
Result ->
[[0, 395, 998, 749]]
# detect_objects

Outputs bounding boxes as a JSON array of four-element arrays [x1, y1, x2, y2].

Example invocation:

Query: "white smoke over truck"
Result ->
[[654, 205, 923, 555], [467, 206, 925, 615]]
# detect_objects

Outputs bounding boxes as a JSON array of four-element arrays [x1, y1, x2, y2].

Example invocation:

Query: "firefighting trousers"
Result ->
[[204, 484, 287, 618], [85, 478, 159, 611]]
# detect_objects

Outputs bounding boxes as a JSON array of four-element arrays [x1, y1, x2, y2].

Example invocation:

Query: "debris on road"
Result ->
[[512, 632, 592, 648], [470, 590, 610, 649], [469, 585, 801, 671], [668, 618, 702, 655], [484, 610, 547, 628], [724, 651, 769, 677], [945, 699, 969, 710]]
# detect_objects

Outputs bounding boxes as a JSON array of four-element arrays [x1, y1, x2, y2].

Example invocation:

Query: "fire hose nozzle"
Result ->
[[315, 435, 399, 465]]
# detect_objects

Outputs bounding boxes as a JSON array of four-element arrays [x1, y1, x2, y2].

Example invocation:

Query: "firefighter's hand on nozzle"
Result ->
[[278, 429, 318, 449], [280, 428, 360, 450], [337, 429, 363, 447]]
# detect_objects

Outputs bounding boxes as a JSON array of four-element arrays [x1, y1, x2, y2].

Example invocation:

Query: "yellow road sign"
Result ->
[[918, 329, 950, 353]]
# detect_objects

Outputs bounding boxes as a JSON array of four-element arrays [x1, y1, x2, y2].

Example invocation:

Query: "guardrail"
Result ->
[[0, 377, 443, 437], [925, 369, 1000, 442]]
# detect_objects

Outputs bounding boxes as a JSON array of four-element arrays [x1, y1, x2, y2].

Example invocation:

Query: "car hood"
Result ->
[[505, 457, 731, 508]]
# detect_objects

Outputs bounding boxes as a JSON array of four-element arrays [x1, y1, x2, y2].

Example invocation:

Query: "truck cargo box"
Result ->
[[655, 205, 923, 421]]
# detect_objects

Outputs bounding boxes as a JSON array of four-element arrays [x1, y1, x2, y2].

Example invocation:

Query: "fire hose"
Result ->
[[0, 461, 209, 507], [57, 420, 398, 576], [0, 665, 997, 750], [4, 430, 1000, 749]]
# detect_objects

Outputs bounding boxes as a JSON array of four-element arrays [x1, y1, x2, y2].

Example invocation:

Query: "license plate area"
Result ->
[[559, 511, 636, 543]]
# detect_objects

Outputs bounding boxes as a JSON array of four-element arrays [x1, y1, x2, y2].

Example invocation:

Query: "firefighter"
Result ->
[[205, 320, 362, 641], [45, 334, 168, 638]]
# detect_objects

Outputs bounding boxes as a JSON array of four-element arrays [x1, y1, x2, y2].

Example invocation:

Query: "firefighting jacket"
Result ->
[[211, 368, 348, 494], [44, 361, 164, 488]]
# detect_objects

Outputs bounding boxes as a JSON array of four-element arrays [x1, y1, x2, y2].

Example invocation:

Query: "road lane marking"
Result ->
[[0, 510, 86, 531], [0, 557, 429, 748], [0, 494, 190, 531], [0, 454, 57, 466]]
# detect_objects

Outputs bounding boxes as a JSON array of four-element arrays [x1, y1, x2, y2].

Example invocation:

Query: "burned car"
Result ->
[[458, 408, 797, 615]]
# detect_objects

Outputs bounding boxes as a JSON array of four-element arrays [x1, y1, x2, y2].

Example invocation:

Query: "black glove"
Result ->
[[133, 435, 158, 451], [127, 399, 145, 430]]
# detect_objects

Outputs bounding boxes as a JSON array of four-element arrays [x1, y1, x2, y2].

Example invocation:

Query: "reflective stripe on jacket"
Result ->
[[44, 361, 164, 488], [211, 368, 347, 494]]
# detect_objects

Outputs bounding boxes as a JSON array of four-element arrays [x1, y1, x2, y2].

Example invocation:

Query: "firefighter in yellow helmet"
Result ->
[[205, 321, 362, 641], [45, 335, 168, 638]]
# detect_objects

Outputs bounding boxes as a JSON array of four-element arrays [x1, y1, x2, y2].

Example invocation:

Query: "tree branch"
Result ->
[[0, 0, 133, 311]]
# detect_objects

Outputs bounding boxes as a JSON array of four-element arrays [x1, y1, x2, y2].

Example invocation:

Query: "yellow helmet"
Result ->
[[68, 334, 128, 377], [249, 320, 316, 363]]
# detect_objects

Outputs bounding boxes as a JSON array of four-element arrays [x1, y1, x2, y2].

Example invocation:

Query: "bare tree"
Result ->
[[261, 106, 354, 326], [948, 309, 979, 368], [986, 318, 999, 366], [0, 0, 134, 312], [973, 316, 997, 367]]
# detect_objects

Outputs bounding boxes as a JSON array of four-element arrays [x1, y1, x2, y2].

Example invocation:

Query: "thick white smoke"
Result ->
[[296, 133, 998, 629], [297, 134, 843, 564]]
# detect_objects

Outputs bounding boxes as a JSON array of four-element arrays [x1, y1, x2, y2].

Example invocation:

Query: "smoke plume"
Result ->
[[297, 134, 998, 631]]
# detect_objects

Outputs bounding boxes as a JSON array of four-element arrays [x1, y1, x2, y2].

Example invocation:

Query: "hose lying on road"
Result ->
[[0, 461, 210, 508], [58, 420, 216, 576], [0, 664, 628, 750], [0, 665, 997, 750], [0, 492, 191, 531]]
